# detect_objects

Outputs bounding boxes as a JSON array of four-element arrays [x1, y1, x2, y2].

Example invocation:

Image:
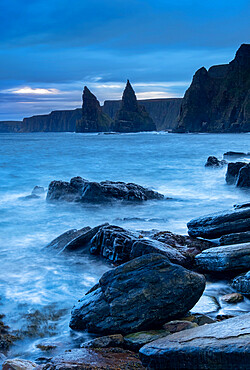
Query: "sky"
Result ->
[[0, 0, 249, 121]]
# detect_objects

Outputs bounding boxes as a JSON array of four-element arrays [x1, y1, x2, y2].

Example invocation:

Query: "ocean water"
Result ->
[[0, 132, 249, 362]]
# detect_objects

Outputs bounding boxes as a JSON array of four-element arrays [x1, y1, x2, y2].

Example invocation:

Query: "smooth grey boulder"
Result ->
[[139, 314, 250, 370], [219, 231, 250, 245], [69, 254, 205, 335], [187, 207, 250, 239], [47, 176, 164, 203], [195, 243, 250, 273], [225, 162, 246, 184], [232, 271, 250, 296], [236, 163, 250, 188]]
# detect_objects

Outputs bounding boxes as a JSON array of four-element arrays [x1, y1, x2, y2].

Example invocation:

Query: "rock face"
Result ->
[[195, 243, 250, 273], [76, 87, 112, 132], [226, 162, 247, 184], [139, 314, 250, 370], [0, 121, 22, 133], [112, 80, 156, 132], [236, 163, 250, 188], [187, 206, 250, 239], [46, 176, 164, 203], [69, 254, 205, 335], [205, 156, 227, 167], [103, 98, 182, 131], [233, 271, 250, 295], [176, 44, 250, 133]]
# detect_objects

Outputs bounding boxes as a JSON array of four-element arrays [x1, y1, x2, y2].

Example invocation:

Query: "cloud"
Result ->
[[5, 87, 61, 95]]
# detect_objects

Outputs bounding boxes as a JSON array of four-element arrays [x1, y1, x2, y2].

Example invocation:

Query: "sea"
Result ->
[[0, 132, 249, 362]]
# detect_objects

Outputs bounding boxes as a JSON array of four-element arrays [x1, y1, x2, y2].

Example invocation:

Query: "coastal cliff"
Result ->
[[176, 44, 250, 133]]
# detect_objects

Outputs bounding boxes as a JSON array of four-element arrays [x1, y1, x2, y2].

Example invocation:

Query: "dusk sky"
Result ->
[[0, 0, 249, 121]]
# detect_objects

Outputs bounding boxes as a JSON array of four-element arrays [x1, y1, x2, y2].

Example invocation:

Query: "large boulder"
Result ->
[[187, 206, 250, 239], [46, 177, 164, 203], [236, 163, 250, 188], [112, 80, 156, 133], [225, 162, 246, 184], [232, 271, 250, 296], [195, 243, 250, 273], [139, 314, 250, 370], [69, 254, 205, 335]]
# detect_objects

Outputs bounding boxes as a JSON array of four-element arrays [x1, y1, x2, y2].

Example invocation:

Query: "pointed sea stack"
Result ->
[[76, 86, 112, 132], [112, 80, 156, 132]]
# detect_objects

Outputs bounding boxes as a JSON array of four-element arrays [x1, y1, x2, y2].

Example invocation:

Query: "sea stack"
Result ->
[[76, 86, 112, 132], [112, 80, 156, 132]]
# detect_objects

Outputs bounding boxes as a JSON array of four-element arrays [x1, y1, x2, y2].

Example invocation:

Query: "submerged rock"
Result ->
[[69, 254, 205, 335], [232, 271, 250, 296], [46, 176, 164, 203], [139, 313, 250, 370], [205, 156, 227, 167], [32, 186, 45, 195], [221, 293, 244, 303]]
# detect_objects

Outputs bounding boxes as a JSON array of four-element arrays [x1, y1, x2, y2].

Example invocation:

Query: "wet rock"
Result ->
[[221, 293, 244, 303], [216, 314, 235, 321], [36, 348, 145, 369], [219, 231, 250, 245], [47, 176, 164, 203], [70, 254, 205, 335], [32, 186, 45, 195], [124, 331, 169, 351], [232, 271, 250, 296], [225, 162, 246, 184], [234, 202, 250, 209], [191, 295, 220, 315], [162, 320, 198, 333], [0, 315, 17, 351], [139, 313, 250, 370], [36, 342, 58, 351], [187, 206, 250, 239], [45, 226, 91, 251], [195, 243, 250, 273], [205, 156, 227, 167], [2, 358, 37, 370], [224, 151, 250, 158], [236, 163, 250, 188], [81, 334, 124, 349], [180, 313, 215, 326]]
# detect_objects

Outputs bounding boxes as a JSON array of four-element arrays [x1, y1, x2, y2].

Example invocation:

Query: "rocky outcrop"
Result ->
[[187, 206, 250, 239], [236, 163, 250, 188], [225, 162, 247, 184], [112, 81, 156, 132], [233, 271, 250, 296], [176, 44, 250, 133], [139, 314, 250, 370], [224, 151, 250, 158], [0, 121, 22, 133], [46, 176, 164, 203], [205, 156, 227, 167], [70, 254, 205, 335], [103, 98, 182, 131], [76, 87, 112, 132]]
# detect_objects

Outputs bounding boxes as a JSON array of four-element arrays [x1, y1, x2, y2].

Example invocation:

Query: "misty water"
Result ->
[[0, 132, 250, 362]]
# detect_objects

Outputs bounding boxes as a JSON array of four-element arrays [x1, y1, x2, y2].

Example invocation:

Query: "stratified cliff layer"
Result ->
[[176, 44, 250, 132], [76, 87, 112, 132], [111, 80, 156, 132]]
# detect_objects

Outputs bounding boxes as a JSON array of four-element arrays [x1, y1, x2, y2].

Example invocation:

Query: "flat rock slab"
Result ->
[[139, 314, 250, 370], [195, 243, 250, 272]]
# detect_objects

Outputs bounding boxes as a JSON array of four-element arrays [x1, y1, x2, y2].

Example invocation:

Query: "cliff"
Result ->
[[176, 44, 250, 133], [103, 98, 182, 130], [0, 121, 22, 133], [76, 87, 112, 132]]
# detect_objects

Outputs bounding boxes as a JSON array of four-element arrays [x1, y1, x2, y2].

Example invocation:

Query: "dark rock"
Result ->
[[0, 315, 18, 352], [45, 227, 91, 251], [35, 348, 145, 370], [81, 334, 124, 349], [221, 293, 244, 303], [224, 151, 250, 158], [112, 80, 156, 133], [47, 176, 164, 203], [69, 254, 205, 335], [162, 320, 198, 333], [232, 271, 250, 296], [19, 194, 40, 200], [31, 186, 45, 195], [236, 163, 250, 188], [124, 331, 169, 351], [219, 231, 250, 245], [187, 206, 250, 239], [195, 243, 250, 273], [176, 44, 250, 133], [180, 313, 215, 326], [225, 162, 246, 184], [234, 202, 250, 209], [139, 314, 250, 370], [205, 156, 227, 167]]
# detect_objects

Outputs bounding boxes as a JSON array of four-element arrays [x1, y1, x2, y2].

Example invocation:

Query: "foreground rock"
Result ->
[[219, 231, 250, 245], [205, 156, 226, 167], [232, 271, 250, 296], [187, 206, 250, 239], [70, 254, 205, 335], [36, 348, 144, 369], [47, 176, 164, 203], [2, 358, 37, 370], [140, 313, 250, 370], [195, 243, 250, 273]]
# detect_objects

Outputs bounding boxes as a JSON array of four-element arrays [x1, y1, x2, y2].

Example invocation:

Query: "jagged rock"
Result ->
[[139, 314, 250, 370], [124, 331, 169, 351], [69, 254, 205, 335], [45, 227, 91, 250], [187, 206, 250, 239], [2, 358, 37, 370], [195, 243, 250, 273], [232, 271, 250, 296], [225, 162, 246, 184], [112, 80, 156, 132], [224, 151, 250, 158], [205, 156, 227, 167], [236, 163, 250, 188], [76, 86, 112, 132], [46, 176, 164, 203], [219, 231, 250, 245], [176, 44, 250, 133], [81, 334, 124, 349]]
